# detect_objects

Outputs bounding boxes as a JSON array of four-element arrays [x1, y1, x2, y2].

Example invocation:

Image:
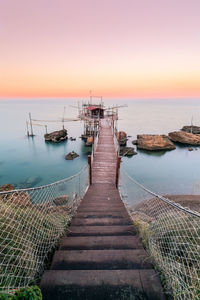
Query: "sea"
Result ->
[[0, 99, 200, 196]]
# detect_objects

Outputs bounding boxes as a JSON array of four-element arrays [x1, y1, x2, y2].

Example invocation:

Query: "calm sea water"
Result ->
[[0, 99, 200, 195]]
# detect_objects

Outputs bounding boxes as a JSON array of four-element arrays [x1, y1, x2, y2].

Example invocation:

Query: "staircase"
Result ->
[[40, 120, 165, 299]]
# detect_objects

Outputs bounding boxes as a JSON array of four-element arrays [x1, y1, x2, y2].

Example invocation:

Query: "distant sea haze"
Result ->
[[0, 99, 200, 198]]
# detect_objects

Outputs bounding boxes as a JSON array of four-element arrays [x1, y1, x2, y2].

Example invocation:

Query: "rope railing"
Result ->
[[0, 164, 89, 294], [119, 167, 200, 300]]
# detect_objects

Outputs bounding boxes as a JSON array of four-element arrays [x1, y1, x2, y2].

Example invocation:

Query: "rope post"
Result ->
[[88, 155, 92, 185], [116, 156, 121, 188]]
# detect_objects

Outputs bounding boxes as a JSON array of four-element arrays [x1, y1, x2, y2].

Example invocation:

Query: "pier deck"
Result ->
[[41, 119, 165, 299]]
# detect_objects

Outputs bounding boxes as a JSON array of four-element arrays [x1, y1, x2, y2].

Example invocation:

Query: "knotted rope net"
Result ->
[[120, 168, 200, 300], [0, 165, 89, 294]]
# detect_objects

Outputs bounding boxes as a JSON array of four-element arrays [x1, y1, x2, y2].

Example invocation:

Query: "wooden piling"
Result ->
[[116, 156, 121, 188], [88, 155, 92, 185]]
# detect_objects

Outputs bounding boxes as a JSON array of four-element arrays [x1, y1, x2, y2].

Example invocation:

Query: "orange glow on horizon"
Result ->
[[1, 0, 200, 99]]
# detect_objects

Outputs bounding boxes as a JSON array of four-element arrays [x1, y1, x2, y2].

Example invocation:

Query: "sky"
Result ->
[[0, 0, 200, 99]]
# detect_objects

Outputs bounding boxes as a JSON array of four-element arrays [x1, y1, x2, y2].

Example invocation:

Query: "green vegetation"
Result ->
[[0, 286, 42, 300], [132, 212, 200, 300], [0, 198, 70, 292]]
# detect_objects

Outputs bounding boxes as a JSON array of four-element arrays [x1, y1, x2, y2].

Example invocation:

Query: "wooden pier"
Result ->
[[41, 119, 165, 299]]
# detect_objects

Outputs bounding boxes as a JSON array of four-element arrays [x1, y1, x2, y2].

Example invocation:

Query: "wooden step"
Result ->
[[59, 236, 143, 250], [75, 211, 130, 218], [50, 249, 153, 270], [41, 269, 166, 300], [67, 225, 137, 236], [71, 217, 132, 226]]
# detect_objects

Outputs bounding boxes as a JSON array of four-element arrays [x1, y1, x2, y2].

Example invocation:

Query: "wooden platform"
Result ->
[[40, 119, 165, 300]]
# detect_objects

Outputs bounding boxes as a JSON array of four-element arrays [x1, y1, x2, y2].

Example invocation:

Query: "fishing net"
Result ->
[[0, 165, 89, 294], [120, 168, 200, 300]]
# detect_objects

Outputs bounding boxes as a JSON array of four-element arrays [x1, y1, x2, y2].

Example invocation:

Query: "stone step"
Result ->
[[71, 217, 132, 226], [67, 225, 137, 236], [51, 249, 152, 270], [59, 236, 143, 250], [41, 269, 166, 300]]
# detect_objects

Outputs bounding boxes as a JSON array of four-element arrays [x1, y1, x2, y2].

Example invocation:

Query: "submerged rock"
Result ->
[[169, 131, 200, 145], [19, 176, 42, 188], [44, 129, 68, 142], [65, 151, 79, 160], [120, 147, 137, 157], [188, 148, 193, 151], [136, 135, 176, 151], [181, 125, 200, 134], [53, 195, 69, 206]]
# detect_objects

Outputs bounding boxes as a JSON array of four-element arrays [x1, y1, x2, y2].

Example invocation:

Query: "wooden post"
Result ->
[[29, 113, 34, 136], [88, 155, 92, 185], [45, 125, 48, 134], [26, 121, 29, 137], [116, 156, 121, 188]]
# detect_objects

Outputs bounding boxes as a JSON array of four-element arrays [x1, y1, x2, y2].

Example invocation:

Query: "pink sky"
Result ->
[[0, 0, 200, 98]]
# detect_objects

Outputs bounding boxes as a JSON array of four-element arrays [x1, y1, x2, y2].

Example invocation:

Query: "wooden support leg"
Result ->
[[88, 155, 92, 185], [116, 156, 121, 188]]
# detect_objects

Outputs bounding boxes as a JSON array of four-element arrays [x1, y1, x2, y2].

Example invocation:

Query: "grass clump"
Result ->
[[132, 211, 200, 300], [0, 198, 70, 293], [0, 286, 42, 300]]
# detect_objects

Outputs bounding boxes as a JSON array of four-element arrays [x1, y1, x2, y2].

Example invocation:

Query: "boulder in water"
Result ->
[[116, 131, 127, 146], [169, 131, 200, 145], [65, 151, 79, 160], [44, 129, 68, 142], [181, 126, 200, 134], [120, 147, 137, 157], [136, 135, 176, 151], [86, 136, 93, 146]]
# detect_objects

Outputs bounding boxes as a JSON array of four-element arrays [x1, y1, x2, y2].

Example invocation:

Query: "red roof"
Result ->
[[86, 106, 104, 111]]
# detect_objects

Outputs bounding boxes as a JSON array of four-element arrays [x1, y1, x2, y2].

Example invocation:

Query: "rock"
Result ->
[[70, 137, 76, 141], [136, 135, 176, 151], [53, 195, 69, 206], [44, 129, 68, 142], [181, 125, 200, 134], [0, 184, 15, 192], [116, 131, 127, 146], [86, 136, 93, 146], [188, 148, 193, 151], [65, 151, 79, 160], [0, 185, 31, 208], [132, 140, 138, 145], [120, 147, 137, 157], [168, 131, 200, 145]]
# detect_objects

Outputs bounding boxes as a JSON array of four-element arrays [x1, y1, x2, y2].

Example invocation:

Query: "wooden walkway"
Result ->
[[41, 120, 165, 300]]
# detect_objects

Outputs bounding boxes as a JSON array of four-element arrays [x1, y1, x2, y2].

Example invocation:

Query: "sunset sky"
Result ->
[[0, 0, 200, 99]]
